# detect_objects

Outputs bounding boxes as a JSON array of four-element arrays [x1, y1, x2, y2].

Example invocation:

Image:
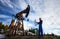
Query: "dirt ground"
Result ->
[[5, 36, 59, 39]]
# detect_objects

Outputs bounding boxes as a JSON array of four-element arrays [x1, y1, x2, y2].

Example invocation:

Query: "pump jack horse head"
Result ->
[[16, 5, 30, 20]]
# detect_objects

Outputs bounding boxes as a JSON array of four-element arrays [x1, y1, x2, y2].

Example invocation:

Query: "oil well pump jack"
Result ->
[[9, 5, 30, 35]]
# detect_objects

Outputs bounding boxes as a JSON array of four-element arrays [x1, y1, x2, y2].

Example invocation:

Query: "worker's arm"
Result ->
[[34, 20, 39, 26]]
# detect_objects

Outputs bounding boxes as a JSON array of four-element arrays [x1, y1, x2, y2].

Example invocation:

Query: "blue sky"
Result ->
[[0, 0, 60, 35]]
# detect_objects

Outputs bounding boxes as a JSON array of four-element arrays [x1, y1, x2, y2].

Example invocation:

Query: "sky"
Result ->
[[0, 0, 60, 35]]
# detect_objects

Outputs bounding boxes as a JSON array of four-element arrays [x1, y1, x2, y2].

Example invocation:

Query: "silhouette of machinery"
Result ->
[[9, 5, 30, 35]]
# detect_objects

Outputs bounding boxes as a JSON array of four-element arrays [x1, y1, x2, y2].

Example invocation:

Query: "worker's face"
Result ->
[[39, 18, 41, 21]]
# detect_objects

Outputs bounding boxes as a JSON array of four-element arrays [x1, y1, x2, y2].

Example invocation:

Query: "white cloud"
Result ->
[[0, 15, 11, 18], [18, 0, 27, 10], [0, 0, 14, 8]]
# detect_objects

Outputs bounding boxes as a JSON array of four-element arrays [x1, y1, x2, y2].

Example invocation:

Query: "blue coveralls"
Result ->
[[38, 20, 43, 36]]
